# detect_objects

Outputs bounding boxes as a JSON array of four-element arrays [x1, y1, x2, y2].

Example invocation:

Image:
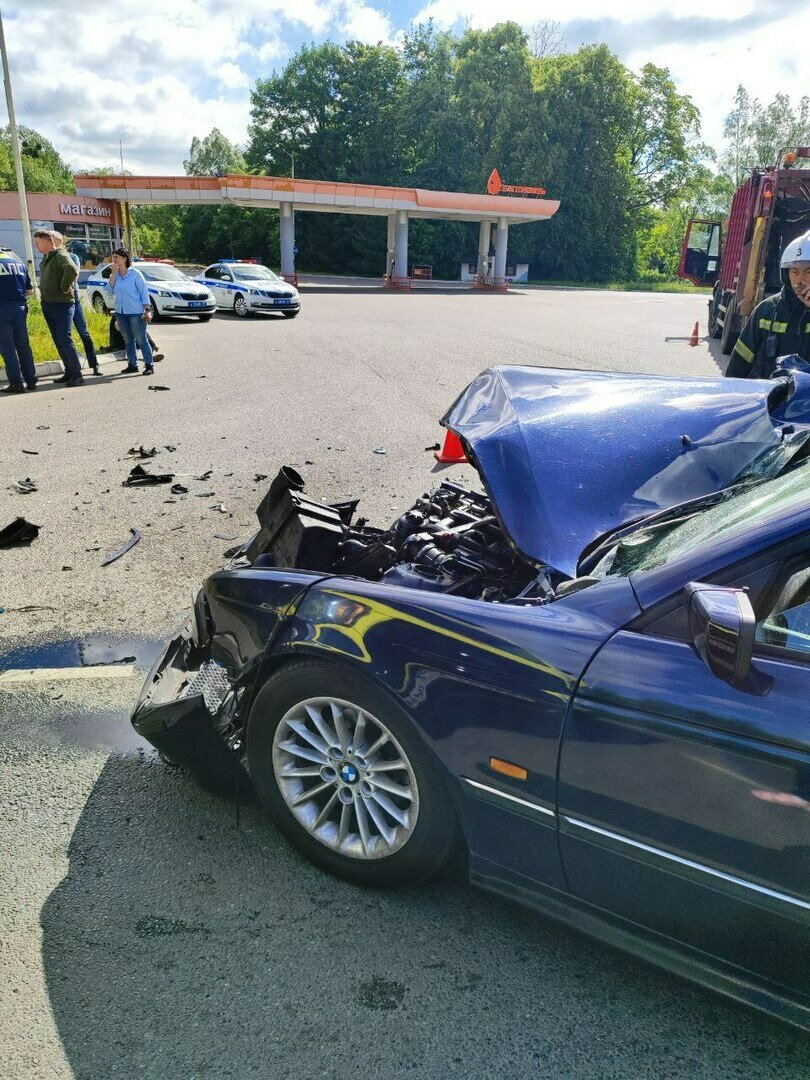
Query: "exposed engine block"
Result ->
[[244, 467, 556, 603]]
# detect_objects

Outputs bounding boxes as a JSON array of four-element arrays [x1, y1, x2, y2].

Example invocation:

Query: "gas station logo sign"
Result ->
[[487, 168, 546, 197]]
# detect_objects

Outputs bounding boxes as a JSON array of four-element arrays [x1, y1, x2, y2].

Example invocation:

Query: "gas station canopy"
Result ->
[[74, 174, 559, 226]]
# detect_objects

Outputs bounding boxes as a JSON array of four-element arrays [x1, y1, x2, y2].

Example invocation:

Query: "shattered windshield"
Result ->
[[590, 459, 810, 579]]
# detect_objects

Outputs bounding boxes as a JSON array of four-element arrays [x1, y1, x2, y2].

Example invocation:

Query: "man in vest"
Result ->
[[0, 246, 36, 394], [725, 229, 810, 378]]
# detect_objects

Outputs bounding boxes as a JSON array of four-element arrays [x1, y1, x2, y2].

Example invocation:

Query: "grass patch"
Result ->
[[0, 296, 109, 368], [524, 277, 710, 294]]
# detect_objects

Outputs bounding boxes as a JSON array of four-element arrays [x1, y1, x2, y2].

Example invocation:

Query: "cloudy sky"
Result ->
[[7, 0, 810, 178]]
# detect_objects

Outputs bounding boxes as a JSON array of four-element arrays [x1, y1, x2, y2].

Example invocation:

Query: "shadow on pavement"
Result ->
[[40, 755, 809, 1080]]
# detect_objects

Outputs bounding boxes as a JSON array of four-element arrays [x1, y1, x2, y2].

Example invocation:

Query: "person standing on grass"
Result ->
[[108, 247, 154, 375], [0, 246, 36, 395], [67, 248, 101, 375], [34, 229, 84, 387]]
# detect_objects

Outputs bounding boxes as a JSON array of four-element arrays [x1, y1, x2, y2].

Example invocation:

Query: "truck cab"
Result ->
[[680, 147, 810, 355]]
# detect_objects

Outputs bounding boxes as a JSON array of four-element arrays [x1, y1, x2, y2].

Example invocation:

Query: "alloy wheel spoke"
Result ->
[[280, 765, 323, 778], [331, 702, 351, 754], [354, 797, 372, 855], [352, 709, 367, 754], [363, 796, 395, 846], [304, 703, 338, 748], [313, 789, 340, 829], [369, 774, 413, 801], [278, 739, 329, 766], [337, 801, 352, 846], [368, 757, 407, 774], [370, 790, 409, 829], [287, 718, 329, 755], [291, 778, 335, 807], [364, 732, 390, 759]]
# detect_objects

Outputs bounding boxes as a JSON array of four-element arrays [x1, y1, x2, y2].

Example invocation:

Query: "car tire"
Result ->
[[149, 299, 161, 322], [197, 313, 213, 321], [91, 292, 106, 313], [720, 295, 738, 355], [246, 659, 458, 887], [281, 310, 299, 319], [233, 294, 250, 318]]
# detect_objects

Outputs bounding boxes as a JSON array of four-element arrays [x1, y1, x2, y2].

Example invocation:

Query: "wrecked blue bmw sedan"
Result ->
[[133, 363, 810, 1029]]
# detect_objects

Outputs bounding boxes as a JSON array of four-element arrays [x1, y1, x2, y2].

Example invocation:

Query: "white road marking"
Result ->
[[0, 665, 136, 684]]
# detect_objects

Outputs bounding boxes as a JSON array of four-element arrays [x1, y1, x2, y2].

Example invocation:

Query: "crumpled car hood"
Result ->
[[441, 363, 810, 577]]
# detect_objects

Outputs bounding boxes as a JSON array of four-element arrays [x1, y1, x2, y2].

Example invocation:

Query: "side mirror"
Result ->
[[685, 582, 755, 687]]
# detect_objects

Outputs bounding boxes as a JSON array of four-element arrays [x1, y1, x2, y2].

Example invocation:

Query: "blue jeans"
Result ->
[[41, 300, 82, 379], [0, 302, 36, 387], [73, 289, 97, 368], [117, 313, 154, 369]]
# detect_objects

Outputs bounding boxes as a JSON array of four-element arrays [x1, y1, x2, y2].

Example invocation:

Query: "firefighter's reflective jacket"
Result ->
[[725, 278, 810, 379]]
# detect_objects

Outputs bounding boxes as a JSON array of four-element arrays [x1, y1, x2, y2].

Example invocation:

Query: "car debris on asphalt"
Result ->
[[127, 446, 158, 458], [123, 464, 174, 486], [10, 478, 37, 494], [21, 449, 39, 456], [148, 385, 171, 391], [0, 517, 40, 547], [101, 528, 143, 566], [171, 483, 189, 495]]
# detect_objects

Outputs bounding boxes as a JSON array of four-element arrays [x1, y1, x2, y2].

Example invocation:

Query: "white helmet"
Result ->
[[780, 229, 810, 269]]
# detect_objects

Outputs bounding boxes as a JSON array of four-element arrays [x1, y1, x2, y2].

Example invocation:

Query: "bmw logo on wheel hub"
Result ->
[[340, 762, 359, 785]]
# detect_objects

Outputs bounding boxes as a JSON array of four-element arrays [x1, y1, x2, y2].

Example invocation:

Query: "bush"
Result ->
[[0, 296, 110, 368]]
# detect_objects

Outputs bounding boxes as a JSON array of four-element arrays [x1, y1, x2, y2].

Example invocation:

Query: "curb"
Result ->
[[0, 360, 63, 384]]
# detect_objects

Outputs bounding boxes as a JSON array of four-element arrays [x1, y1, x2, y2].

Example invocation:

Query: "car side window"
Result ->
[[205, 266, 221, 280], [755, 562, 810, 659], [220, 268, 233, 281], [101, 266, 112, 279], [639, 563, 779, 641]]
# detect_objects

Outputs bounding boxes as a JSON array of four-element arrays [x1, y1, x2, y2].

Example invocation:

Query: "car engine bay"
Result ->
[[237, 466, 569, 604]]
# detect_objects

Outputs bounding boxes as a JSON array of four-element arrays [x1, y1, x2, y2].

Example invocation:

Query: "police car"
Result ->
[[195, 262, 300, 318], [87, 261, 216, 320]]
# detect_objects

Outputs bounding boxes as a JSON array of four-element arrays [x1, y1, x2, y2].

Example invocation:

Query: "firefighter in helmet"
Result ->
[[725, 228, 810, 378]]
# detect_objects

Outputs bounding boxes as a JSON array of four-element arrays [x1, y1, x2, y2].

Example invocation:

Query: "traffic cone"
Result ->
[[434, 429, 468, 464], [689, 321, 699, 346]]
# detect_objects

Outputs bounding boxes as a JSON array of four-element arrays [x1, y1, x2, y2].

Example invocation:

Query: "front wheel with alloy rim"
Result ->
[[246, 660, 458, 886], [233, 293, 250, 317]]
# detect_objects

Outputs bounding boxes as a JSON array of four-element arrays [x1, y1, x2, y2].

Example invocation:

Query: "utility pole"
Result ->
[[0, 7, 37, 291]]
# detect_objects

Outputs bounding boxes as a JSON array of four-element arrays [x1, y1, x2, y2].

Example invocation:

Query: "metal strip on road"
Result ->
[[0, 666, 137, 684]]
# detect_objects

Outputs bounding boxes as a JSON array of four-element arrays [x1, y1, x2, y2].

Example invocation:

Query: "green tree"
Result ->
[[719, 85, 810, 185], [0, 126, 74, 193], [184, 128, 247, 176]]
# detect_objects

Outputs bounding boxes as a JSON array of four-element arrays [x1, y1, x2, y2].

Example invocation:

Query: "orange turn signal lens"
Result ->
[[489, 757, 528, 781]]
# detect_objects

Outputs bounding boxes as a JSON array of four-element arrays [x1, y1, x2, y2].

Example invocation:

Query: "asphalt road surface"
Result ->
[[2, 286, 808, 1079]]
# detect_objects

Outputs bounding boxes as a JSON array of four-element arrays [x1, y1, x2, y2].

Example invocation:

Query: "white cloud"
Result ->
[[413, 0, 758, 26], [218, 63, 250, 89], [340, 1, 397, 44]]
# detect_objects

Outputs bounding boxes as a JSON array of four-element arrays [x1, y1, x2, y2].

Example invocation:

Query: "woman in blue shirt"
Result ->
[[109, 247, 155, 374]]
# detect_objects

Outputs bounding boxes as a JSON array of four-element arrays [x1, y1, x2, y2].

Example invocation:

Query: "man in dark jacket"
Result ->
[[0, 247, 36, 394], [725, 228, 810, 379], [33, 229, 84, 387]]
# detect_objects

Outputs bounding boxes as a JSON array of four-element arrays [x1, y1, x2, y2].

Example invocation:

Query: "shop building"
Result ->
[[0, 192, 123, 273]]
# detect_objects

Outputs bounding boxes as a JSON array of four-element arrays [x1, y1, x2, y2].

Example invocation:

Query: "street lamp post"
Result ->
[[0, 7, 37, 292]]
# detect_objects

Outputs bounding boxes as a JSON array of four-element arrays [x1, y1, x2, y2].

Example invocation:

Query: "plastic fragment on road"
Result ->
[[148, 385, 171, 391], [373, 447, 388, 455], [123, 464, 174, 487], [211, 504, 229, 514], [21, 449, 38, 455], [127, 445, 158, 458], [101, 528, 142, 566], [0, 517, 40, 547], [171, 483, 189, 495], [10, 478, 37, 494], [195, 470, 213, 481]]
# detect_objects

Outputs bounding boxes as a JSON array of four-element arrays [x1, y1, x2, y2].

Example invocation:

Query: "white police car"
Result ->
[[195, 262, 300, 318], [86, 262, 216, 321]]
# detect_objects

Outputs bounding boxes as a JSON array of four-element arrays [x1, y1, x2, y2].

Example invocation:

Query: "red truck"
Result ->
[[679, 147, 810, 354]]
